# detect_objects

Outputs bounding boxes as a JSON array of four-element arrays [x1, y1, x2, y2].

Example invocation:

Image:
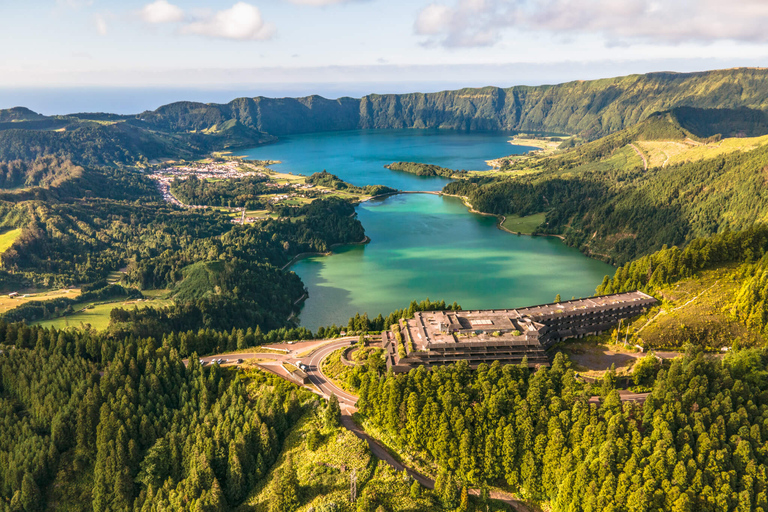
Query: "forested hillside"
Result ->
[[0, 120, 274, 168], [3, 66, 768, 512], [353, 349, 768, 512], [0, 193, 364, 331], [445, 111, 768, 264], [0, 322, 307, 511]]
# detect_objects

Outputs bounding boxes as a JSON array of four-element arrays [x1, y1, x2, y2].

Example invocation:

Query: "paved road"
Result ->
[[302, 339, 358, 408], [197, 339, 671, 511], [188, 336, 359, 368], [294, 340, 535, 512]]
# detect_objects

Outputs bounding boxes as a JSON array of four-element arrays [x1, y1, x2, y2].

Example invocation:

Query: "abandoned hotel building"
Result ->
[[382, 291, 657, 371]]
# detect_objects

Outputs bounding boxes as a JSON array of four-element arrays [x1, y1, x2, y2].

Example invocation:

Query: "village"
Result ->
[[147, 160, 334, 224]]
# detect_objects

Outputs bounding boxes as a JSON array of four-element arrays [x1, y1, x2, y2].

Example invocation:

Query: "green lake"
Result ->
[[242, 130, 615, 331]]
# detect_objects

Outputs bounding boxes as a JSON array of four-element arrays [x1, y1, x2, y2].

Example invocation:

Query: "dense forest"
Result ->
[[0, 191, 365, 331], [0, 321, 307, 511], [596, 226, 768, 295], [3, 67, 768, 511], [596, 225, 768, 339], [351, 348, 768, 512], [445, 124, 768, 264]]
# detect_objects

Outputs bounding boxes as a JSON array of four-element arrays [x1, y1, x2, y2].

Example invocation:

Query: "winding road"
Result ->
[[195, 338, 536, 510], [197, 337, 653, 511]]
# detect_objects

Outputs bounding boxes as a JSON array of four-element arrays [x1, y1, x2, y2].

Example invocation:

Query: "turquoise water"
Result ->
[[292, 194, 614, 331], [238, 129, 614, 331], [238, 129, 531, 191]]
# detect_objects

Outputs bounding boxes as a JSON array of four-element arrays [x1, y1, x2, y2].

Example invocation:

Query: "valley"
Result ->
[[2, 68, 768, 512]]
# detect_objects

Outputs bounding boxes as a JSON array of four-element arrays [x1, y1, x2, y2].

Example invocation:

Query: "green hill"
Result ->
[[0, 113, 274, 168], [445, 108, 768, 264], [4, 68, 768, 166], [132, 68, 768, 140], [592, 226, 768, 349], [0, 107, 44, 123]]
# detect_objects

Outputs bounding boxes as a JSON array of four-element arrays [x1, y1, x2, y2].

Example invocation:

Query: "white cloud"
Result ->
[[414, 0, 500, 47], [94, 14, 108, 36], [415, 0, 768, 48], [415, 4, 453, 35], [140, 0, 185, 24], [181, 2, 276, 41]]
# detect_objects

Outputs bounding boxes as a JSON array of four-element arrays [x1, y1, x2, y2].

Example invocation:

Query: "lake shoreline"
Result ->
[[362, 190, 566, 241], [289, 192, 613, 330], [280, 236, 371, 271]]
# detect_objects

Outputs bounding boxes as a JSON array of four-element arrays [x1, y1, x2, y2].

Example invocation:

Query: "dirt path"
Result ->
[[629, 143, 648, 170], [636, 281, 719, 335], [661, 150, 671, 168]]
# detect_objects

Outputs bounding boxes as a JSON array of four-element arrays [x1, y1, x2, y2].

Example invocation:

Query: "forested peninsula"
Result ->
[[385, 162, 464, 178]]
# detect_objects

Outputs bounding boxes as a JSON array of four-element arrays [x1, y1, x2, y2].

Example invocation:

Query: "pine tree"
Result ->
[[306, 426, 321, 451], [270, 457, 299, 512], [20, 474, 42, 512], [325, 394, 341, 429], [226, 441, 245, 504], [409, 479, 421, 499], [459, 485, 469, 512]]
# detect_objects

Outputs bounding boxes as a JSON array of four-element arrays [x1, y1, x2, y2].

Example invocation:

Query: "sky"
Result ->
[[2, 0, 768, 113]]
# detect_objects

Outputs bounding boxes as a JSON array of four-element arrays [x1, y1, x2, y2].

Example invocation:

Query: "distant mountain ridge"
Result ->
[[130, 67, 768, 139], [2, 67, 768, 167]]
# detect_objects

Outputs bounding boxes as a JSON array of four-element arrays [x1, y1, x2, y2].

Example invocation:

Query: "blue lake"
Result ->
[[237, 129, 531, 191], [239, 130, 614, 330]]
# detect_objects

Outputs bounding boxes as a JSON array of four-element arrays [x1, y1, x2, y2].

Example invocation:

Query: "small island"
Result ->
[[385, 161, 467, 178]]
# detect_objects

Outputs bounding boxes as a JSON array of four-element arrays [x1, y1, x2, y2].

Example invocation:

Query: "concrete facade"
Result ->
[[382, 291, 657, 371]]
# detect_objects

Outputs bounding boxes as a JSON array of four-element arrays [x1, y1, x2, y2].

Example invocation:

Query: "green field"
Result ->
[[106, 271, 124, 284], [501, 212, 548, 234], [631, 265, 761, 350], [0, 228, 22, 261], [636, 133, 768, 167], [140, 288, 171, 298], [0, 288, 81, 314], [36, 297, 173, 331]]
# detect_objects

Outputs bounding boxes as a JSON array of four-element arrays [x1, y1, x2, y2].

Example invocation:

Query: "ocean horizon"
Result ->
[[0, 82, 494, 116]]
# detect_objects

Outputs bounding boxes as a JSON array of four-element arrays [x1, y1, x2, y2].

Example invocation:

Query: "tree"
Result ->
[[270, 457, 300, 512], [554, 294, 562, 303], [325, 394, 341, 429], [226, 441, 245, 504], [20, 474, 42, 512], [436, 469, 458, 509], [632, 354, 661, 387], [409, 479, 421, 499], [306, 426, 321, 451], [459, 485, 469, 512]]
